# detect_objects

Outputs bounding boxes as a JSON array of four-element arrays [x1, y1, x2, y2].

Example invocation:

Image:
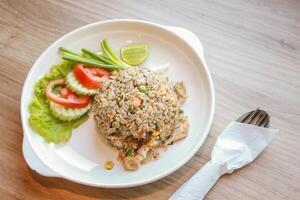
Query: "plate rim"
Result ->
[[20, 19, 215, 188]]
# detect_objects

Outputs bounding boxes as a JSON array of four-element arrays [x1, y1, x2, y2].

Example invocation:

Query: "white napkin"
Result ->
[[169, 122, 279, 200]]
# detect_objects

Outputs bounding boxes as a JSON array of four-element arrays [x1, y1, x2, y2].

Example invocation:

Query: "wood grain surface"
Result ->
[[1, 0, 300, 199]]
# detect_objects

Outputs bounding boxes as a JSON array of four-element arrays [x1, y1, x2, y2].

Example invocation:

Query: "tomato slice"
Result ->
[[45, 78, 90, 108], [59, 87, 74, 99], [73, 64, 110, 89]]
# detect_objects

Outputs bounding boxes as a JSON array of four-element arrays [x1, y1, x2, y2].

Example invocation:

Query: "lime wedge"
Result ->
[[120, 43, 148, 66]]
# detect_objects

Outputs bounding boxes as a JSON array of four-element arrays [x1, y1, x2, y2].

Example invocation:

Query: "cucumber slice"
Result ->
[[50, 101, 91, 122], [66, 72, 98, 96]]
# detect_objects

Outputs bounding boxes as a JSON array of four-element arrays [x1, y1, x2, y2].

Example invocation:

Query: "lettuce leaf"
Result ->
[[28, 61, 88, 143]]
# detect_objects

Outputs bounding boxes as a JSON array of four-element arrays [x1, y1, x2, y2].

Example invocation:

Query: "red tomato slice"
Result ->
[[45, 78, 90, 108], [73, 64, 110, 89], [59, 87, 74, 98]]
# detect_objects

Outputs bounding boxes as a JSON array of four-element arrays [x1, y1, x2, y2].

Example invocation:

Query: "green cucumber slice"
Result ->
[[50, 101, 91, 122], [66, 72, 98, 96]]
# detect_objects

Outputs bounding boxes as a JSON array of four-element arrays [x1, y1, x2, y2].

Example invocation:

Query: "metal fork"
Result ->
[[236, 108, 270, 128]]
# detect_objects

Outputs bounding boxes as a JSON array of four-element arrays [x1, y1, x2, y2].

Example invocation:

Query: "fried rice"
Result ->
[[93, 67, 189, 170]]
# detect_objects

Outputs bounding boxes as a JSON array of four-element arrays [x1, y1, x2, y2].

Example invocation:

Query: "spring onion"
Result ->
[[125, 148, 133, 157], [59, 48, 124, 70], [101, 39, 131, 68], [81, 48, 114, 65]]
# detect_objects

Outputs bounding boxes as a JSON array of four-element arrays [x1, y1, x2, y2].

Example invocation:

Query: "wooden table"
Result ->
[[1, 0, 299, 199]]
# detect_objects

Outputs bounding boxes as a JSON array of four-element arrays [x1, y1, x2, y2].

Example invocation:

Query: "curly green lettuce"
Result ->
[[28, 61, 88, 143]]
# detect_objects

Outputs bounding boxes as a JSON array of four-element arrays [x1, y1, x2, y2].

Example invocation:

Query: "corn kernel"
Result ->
[[105, 160, 114, 170]]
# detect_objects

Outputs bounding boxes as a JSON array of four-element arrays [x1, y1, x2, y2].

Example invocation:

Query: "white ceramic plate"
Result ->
[[21, 19, 215, 188]]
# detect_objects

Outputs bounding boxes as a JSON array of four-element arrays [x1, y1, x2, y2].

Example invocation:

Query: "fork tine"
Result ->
[[244, 109, 260, 124], [236, 111, 252, 123], [238, 110, 257, 123], [265, 117, 270, 128], [236, 109, 270, 128], [257, 111, 270, 128], [259, 116, 269, 128], [254, 111, 267, 126], [256, 111, 268, 125], [250, 110, 264, 125]]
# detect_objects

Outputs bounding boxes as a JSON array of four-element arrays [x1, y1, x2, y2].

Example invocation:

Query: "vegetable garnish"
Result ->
[[128, 107, 137, 114], [73, 64, 110, 90], [45, 78, 90, 108], [50, 101, 91, 122], [140, 104, 146, 110], [66, 72, 98, 96], [81, 48, 114, 65], [132, 97, 143, 108], [121, 43, 149, 65], [125, 148, 133, 157], [29, 39, 149, 144], [59, 87, 74, 99], [111, 121, 120, 129], [101, 39, 132, 68], [138, 84, 148, 94], [105, 160, 114, 170], [29, 61, 89, 143], [59, 47, 124, 70]]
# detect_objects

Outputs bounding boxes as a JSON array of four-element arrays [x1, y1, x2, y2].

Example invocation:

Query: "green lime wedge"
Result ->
[[120, 43, 148, 66]]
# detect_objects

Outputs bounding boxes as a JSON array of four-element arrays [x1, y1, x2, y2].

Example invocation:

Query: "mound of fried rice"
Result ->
[[93, 67, 189, 170]]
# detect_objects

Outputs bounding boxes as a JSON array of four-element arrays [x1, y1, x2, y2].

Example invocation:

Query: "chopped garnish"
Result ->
[[138, 84, 148, 94], [179, 109, 184, 114], [118, 152, 125, 161], [123, 130, 132, 136], [105, 160, 114, 170], [132, 97, 142, 108], [112, 121, 120, 128], [125, 148, 133, 157], [128, 107, 137, 114], [140, 104, 146, 110]]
